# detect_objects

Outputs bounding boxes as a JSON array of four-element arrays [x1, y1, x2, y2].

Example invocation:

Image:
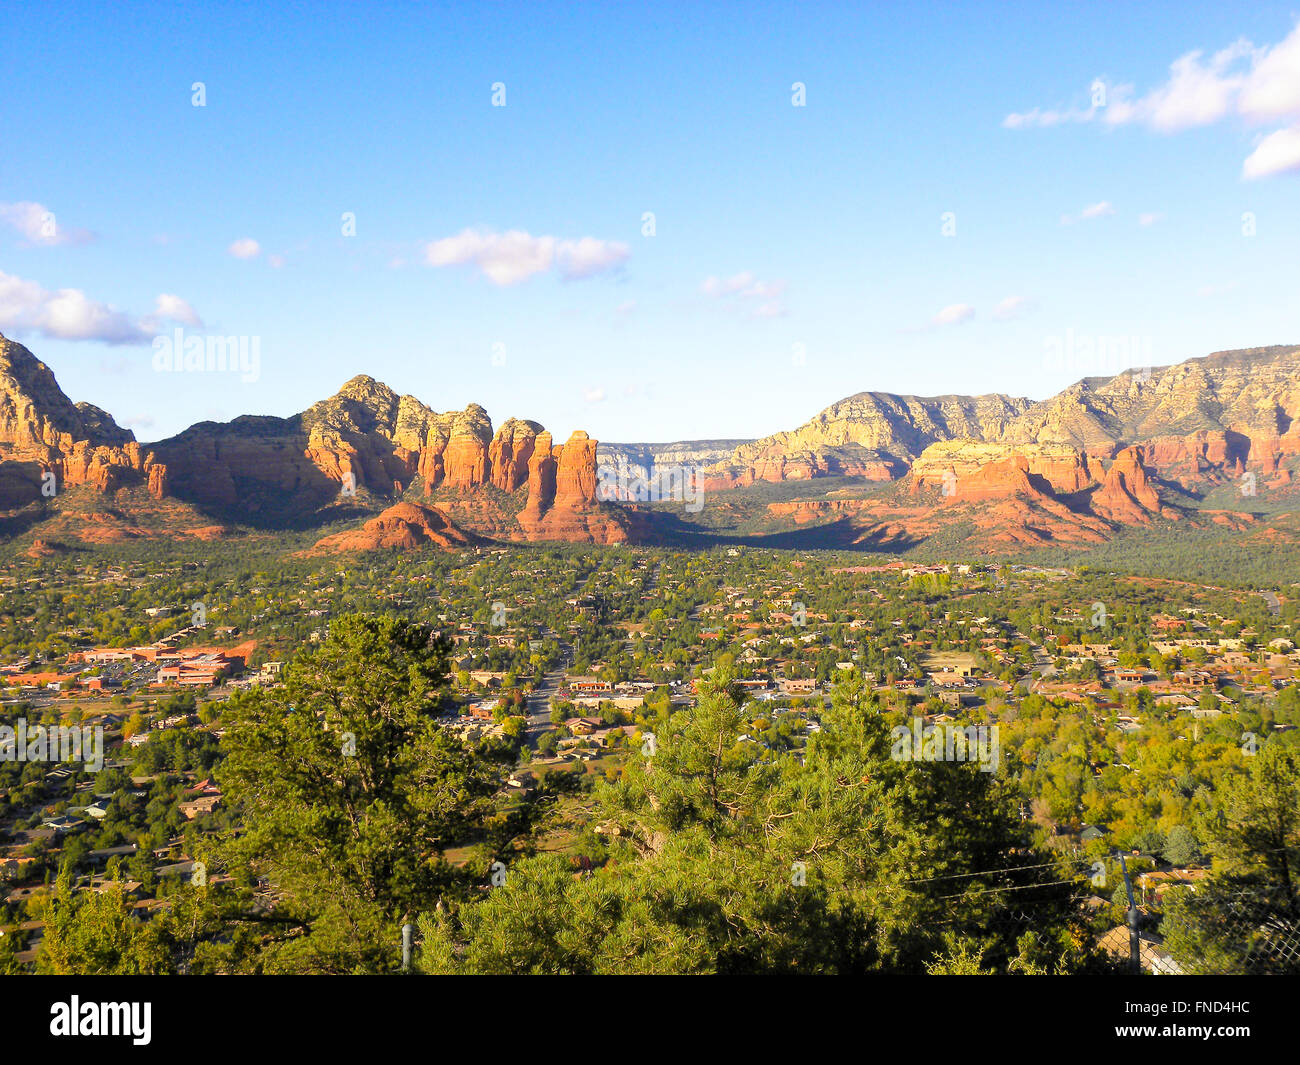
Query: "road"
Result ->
[[521, 569, 591, 750], [524, 631, 574, 748]]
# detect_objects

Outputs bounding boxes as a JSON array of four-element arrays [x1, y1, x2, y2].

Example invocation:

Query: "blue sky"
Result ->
[[2, 1, 1298, 445]]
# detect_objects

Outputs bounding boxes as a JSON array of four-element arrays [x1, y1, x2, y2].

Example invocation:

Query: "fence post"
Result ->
[[1118, 855, 1141, 975], [401, 922, 413, 973]]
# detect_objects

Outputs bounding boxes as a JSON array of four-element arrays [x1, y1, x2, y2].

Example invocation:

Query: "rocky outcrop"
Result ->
[[700, 392, 1034, 487], [910, 441, 1100, 497], [0, 332, 165, 505], [140, 366, 627, 542], [437, 405, 493, 490], [518, 431, 629, 543], [147, 463, 169, 499], [1091, 446, 1169, 524], [999, 345, 1300, 452], [26, 537, 66, 558], [697, 345, 1300, 495], [145, 374, 609, 539], [310, 501, 478, 553], [556, 431, 598, 507], [598, 439, 750, 491], [895, 438, 1181, 541], [519, 431, 558, 524], [489, 418, 542, 492]]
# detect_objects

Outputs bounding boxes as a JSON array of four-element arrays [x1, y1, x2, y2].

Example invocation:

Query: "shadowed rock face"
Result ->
[[520, 430, 558, 523], [1090, 446, 1169, 524]]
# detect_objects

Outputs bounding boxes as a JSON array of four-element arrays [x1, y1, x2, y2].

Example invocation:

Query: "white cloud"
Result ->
[[228, 238, 261, 259], [1138, 43, 1252, 132], [149, 293, 202, 326], [268, 253, 286, 269], [424, 228, 628, 285], [1003, 21, 1300, 178], [933, 303, 975, 327], [1138, 212, 1165, 226], [0, 201, 96, 246], [700, 271, 788, 317], [992, 295, 1032, 321], [1243, 124, 1300, 179], [0, 270, 199, 345], [582, 387, 607, 404], [1237, 25, 1300, 122], [555, 236, 630, 280]]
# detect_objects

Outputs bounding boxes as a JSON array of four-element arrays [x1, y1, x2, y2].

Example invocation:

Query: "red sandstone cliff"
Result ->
[[0, 332, 168, 505], [518, 430, 629, 543]]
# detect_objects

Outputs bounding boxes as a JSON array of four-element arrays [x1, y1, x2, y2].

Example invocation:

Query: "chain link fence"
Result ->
[[932, 857, 1300, 974]]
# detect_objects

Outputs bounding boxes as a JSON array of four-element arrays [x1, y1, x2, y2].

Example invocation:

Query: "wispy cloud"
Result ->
[[1061, 201, 1115, 225], [932, 303, 976, 327], [0, 201, 96, 246], [1004, 21, 1300, 179], [991, 295, 1033, 321], [424, 228, 629, 285], [700, 271, 787, 317], [0, 270, 199, 345]]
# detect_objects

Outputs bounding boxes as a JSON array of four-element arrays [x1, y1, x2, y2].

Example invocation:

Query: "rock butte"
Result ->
[[310, 502, 478, 553]]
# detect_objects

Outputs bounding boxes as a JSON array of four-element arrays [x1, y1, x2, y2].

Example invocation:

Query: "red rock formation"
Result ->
[[1092, 446, 1167, 524], [26, 538, 65, 558], [909, 442, 1099, 498], [555, 431, 598, 506], [489, 419, 541, 491], [147, 462, 168, 500], [952, 456, 1040, 502], [1030, 451, 1100, 494], [310, 502, 478, 553], [0, 333, 164, 504], [519, 431, 558, 524], [1142, 430, 1248, 488], [518, 431, 629, 543], [441, 409, 491, 489]]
